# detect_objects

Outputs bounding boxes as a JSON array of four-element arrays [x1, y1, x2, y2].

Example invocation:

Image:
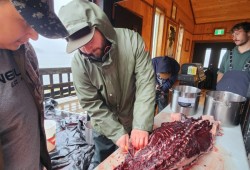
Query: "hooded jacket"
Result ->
[[63, 1, 155, 143], [152, 56, 180, 93]]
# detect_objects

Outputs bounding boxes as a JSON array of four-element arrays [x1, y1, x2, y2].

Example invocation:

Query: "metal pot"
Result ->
[[170, 85, 201, 116], [203, 91, 246, 127]]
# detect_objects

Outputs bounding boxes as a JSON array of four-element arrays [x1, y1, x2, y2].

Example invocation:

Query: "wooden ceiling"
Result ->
[[190, 0, 250, 24]]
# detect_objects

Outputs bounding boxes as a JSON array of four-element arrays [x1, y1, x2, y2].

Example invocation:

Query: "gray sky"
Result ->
[[30, 0, 74, 68]]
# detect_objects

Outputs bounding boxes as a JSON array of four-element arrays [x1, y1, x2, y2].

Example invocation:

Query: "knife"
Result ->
[[125, 145, 134, 158]]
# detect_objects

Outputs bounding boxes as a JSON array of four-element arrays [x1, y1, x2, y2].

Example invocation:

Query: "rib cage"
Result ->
[[115, 117, 214, 170]]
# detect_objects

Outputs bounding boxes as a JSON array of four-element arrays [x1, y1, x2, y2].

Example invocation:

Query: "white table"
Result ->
[[95, 104, 250, 170], [154, 104, 250, 170]]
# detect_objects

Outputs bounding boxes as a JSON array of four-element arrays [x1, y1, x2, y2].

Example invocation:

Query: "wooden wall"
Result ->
[[174, 0, 194, 33], [174, 0, 194, 65], [193, 20, 250, 42], [117, 0, 195, 65], [117, 0, 154, 51], [116, 0, 250, 65]]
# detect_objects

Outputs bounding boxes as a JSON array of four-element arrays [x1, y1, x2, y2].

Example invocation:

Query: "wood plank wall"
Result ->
[[193, 20, 250, 42], [116, 0, 250, 65], [117, 0, 195, 65], [117, 0, 154, 51], [173, 0, 194, 64]]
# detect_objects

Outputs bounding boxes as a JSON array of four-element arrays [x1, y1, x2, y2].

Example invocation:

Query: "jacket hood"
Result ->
[[152, 56, 172, 73], [58, 0, 117, 46]]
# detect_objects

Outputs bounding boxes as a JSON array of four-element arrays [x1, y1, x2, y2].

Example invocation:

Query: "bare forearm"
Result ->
[[217, 72, 224, 83]]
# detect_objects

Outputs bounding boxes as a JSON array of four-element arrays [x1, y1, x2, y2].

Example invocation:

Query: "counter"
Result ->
[[154, 105, 249, 170], [95, 103, 250, 170]]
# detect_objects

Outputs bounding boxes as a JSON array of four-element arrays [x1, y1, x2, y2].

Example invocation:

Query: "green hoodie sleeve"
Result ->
[[71, 54, 127, 143], [130, 32, 155, 132]]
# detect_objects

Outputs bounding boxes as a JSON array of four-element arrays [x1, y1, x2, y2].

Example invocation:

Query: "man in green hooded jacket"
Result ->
[[0, 0, 68, 169], [58, 0, 155, 168]]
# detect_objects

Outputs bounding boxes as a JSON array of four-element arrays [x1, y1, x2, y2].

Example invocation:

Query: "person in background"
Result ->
[[217, 22, 250, 98], [152, 56, 180, 113], [58, 0, 155, 168], [0, 0, 68, 169]]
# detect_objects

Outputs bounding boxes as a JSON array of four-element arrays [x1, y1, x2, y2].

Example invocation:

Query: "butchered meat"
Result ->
[[114, 116, 218, 170]]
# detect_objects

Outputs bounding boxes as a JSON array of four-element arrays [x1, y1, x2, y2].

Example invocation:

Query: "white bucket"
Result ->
[[44, 120, 56, 152]]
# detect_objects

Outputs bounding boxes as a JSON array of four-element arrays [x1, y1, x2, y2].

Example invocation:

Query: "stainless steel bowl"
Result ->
[[170, 85, 201, 116], [203, 91, 246, 127]]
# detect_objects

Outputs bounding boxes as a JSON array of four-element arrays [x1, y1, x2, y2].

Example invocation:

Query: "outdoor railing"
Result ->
[[39, 67, 75, 99]]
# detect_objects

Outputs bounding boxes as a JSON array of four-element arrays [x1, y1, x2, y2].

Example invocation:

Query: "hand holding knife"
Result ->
[[124, 144, 135, 158]]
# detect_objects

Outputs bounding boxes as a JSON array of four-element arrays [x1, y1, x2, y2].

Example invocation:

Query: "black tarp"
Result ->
[[44, 98, 94, 170]]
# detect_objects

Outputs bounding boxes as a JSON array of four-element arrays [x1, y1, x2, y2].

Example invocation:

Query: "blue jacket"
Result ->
[[152, 56, 180, 93]]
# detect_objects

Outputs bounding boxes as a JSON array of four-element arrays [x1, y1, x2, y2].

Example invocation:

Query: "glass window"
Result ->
[[175, 24, 184, 62], [151, 7, 165, 58], [151, 14, 159, 58], [203, 48, 211, 68], [218, 48, 227, 68], [30, 0, 73, 69]]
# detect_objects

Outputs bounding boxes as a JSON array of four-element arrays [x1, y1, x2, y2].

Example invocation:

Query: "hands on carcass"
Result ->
[[116, 129, 149, 157]]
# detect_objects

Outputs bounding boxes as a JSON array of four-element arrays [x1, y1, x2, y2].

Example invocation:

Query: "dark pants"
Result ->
[[89, 130, 117, 169], [156, 92, 169, 113]]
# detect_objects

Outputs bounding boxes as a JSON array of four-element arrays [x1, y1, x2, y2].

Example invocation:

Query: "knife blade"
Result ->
[[125, 145, 133, 158]]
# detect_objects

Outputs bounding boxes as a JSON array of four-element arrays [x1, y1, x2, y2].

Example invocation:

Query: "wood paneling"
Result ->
[[191, 0, 250, 24], [117, 0, 153, 50], [115, 0, 250, 64], [116, 0, 196, 60], [180, 31, 193, 65], [174, 0, 194, 33], [141, 0, 153, 6], [155, 0, 172, 17], [193, 19, 250, 41]]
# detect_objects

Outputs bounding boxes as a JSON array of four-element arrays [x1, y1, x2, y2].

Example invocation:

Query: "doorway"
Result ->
[[192, 42, 235, 89], [112, 4, 142, 35]]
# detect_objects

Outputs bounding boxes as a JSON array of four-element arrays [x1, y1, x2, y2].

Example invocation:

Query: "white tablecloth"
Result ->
[[154, 104, 250, 170]]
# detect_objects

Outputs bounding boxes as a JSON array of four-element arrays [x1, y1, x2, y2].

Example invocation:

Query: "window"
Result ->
[[203, 48, 211, 68], [29, 0, 73, 85], [175, 23, 184, 62], [30, 0, 73, 68], [151, 14, 159, 58], [151, 7, 165, 58], [218, 48, 227, 68]]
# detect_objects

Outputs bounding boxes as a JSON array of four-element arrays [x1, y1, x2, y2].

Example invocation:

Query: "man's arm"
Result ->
[[217, 72, 224, 82], [71, 53, 127, 144], [130, 32, 155, 149]]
